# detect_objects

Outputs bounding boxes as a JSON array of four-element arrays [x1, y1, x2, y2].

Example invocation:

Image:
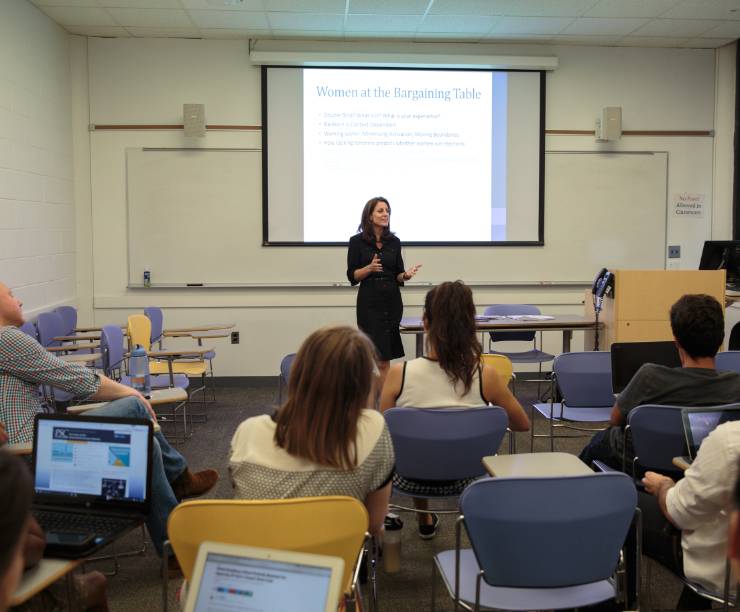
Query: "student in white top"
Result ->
[[380, 281, 529, 538], [230, 326, 394, 536], [642, 421, 740, 607]]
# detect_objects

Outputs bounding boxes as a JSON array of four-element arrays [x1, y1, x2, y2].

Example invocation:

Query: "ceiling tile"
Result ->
[[415, 31, 485, 40], [97, 0, 182, 8], [662, 0, 740, 20], [199, 27, 268, 37], [188, 9, 270, 28], [348, 0, 430, 16], [618, 35, 690, 47], [631, 18, 720, 37], [267, 12, 344, 30], [106, 7, 193, 26], [490, 16, 573, 35], [701, 20, 740, 37], [271, 30, 346, 37], [345, 14, 421, 31], [495, 0, 599, 17], [30, 0, 98, 6], [180, 0, 265, 9], [549, 34, 624, 44], [125, 26, 202, 36], [562, 17, 648, 35], [264, 0, 346, 11], [40, 6, 118, 26], [584, 0, 681, 18], [427, 0, 502, 16], [63, 25, 131, 36], [682, 36, 736, 47], [483, 33, 554, 42], [417, 15, 499, 33], [345, 31, 420, 38]]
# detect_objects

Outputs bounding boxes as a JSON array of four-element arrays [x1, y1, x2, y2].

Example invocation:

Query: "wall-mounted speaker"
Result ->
[[596, 106, 622, 141], [183, 103, 206, 137]]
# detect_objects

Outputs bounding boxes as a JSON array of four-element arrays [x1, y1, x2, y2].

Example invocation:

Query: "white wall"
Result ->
[[0, 0, 75, 317], [72, 38, 734, 375]]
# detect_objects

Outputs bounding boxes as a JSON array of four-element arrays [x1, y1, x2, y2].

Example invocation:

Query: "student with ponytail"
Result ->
[[380, 281, 529, 538]]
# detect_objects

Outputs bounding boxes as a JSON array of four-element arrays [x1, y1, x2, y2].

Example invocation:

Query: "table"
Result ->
[[401, 315, 599, 357], [67, 387, 189, 414], [482, 452, 592, 477], [52, 333, 100, 342], [47, 342, 100, 353], [163, 323, 235, 337], [10, 558, 80, 607], [58, 352, 102, 364]]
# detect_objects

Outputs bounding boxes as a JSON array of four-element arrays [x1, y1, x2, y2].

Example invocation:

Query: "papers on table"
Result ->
[[475, 314, 556, 322]]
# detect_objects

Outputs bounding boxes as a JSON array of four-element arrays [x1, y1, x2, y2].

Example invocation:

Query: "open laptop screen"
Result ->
[[611, 341, 681, 394], [682, 407, 740, 459], [191, 551, 335, 612], [33, 414, 152, 508]]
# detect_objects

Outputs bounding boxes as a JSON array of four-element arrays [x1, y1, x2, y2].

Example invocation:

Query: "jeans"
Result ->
[[86, 397, 187, 555]]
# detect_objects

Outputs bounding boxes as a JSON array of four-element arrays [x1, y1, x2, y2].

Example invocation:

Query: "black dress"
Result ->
[[347, 233, 406, 361]]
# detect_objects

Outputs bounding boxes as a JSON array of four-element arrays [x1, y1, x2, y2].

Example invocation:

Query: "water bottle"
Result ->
[[382, 513, 403, 573], [129, 345, 151, 397]]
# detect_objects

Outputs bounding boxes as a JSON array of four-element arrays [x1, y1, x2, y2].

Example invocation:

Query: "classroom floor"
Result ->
[[91, 380, 689, 611]]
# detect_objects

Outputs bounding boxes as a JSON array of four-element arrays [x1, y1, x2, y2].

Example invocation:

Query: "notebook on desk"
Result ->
[[679, 406, 740, 466], [610, 341, 681, 394], [183, 542, 345, 612], [31, 413, 152, 558]]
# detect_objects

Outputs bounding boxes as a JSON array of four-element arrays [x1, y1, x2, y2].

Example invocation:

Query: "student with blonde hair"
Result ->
[[230, 326, 394, 535]]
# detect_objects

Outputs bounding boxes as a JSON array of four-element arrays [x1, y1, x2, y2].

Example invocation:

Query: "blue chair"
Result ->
[[531, 351, 614, 451], [19, 321, 37, 339], [54, 306, 77, 336], [384, 406, 508, 516], [716, 351, 740, 373], [484, 304, 554, 395], [277, 353, 296, 404], [432, 472, 639, 611]]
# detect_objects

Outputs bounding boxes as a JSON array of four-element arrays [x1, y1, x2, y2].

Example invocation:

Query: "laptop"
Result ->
[[611, 341, 681, 394], [678, 406, 740, 466], [31, 413, 153, 558], [184, 542, 345, 612]]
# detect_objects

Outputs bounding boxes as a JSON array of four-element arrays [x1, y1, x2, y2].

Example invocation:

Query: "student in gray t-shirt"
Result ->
[[579, 294, 740, 471]]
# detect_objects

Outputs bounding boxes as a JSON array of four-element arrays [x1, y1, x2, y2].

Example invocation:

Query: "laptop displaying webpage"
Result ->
[[34, 419, 150, 502], [192, 552, 333, 612], [686, 409, 740, 456]]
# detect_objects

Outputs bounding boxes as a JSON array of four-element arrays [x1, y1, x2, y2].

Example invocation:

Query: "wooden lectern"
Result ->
[[584, 269, 726, 350]]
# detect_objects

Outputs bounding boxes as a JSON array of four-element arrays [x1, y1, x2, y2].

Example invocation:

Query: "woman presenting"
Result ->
[[347, 197, 421, 378]]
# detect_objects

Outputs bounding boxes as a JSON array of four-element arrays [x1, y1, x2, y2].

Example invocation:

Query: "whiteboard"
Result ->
[[126, 149, 667, 286]]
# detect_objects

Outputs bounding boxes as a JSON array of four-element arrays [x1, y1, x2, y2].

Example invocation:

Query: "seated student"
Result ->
[[641, 421, 740, 608], [580, 294, 740, 471], [0, 282, 218, 560], [379, 281, 530, 539], [0, 452, 32, 612], [230, 326, 394, 535]]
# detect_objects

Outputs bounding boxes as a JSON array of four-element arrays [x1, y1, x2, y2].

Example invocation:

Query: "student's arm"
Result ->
[[0, 423, 7, 446], [364, 482, 392, 535], [481, 365, 530, 431], [379, 363, 403, 412], [90, 376, 157, 421], [610, 404, 625, 426]]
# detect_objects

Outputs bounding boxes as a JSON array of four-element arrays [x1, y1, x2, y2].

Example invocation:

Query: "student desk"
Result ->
[[483, 452, 592, 477], [10, 559, 81, 607], [66, 387, 189, 414], [162, 323, 235, 337], [400, 315, 598, 358], [672, 456, 691, 471], [58, 352, 102, 364]]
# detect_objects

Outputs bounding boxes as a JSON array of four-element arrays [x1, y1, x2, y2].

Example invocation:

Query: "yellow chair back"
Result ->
[[167, 497, 369, 594], [481, 353, 514, 384], [127, 314, 151, 351]]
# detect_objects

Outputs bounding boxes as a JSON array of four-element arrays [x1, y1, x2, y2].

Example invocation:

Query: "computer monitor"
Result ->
[[699, 240, 740, 290]]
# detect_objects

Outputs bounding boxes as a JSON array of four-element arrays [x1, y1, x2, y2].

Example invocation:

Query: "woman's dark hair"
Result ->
[[358, 197, 392, 243], [0, 452, 32, 577], [275, 326, 378, 470], [424, 281, 482, 394], [669, 294, 724, 358]]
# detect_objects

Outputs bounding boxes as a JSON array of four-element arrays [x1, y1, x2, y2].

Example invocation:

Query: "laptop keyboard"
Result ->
[[34, 509, 132, 537]]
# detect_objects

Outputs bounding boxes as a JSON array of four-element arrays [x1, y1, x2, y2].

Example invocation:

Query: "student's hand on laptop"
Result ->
[[0, 422, 7, 445], [642, 471, 675, 496]]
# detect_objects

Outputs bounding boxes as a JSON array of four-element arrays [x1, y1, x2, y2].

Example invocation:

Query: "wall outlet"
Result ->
[[231, 331, 239, 344], [668, 245, 681, 259]]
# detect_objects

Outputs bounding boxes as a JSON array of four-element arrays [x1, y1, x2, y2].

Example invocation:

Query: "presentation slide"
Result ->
[[34, 420, 149, 502], [193, 554, 332, 612], [264, 66, 543, 245]]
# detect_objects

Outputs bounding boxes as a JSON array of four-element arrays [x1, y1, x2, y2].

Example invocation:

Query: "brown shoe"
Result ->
[[171, 468, 218, 501]]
